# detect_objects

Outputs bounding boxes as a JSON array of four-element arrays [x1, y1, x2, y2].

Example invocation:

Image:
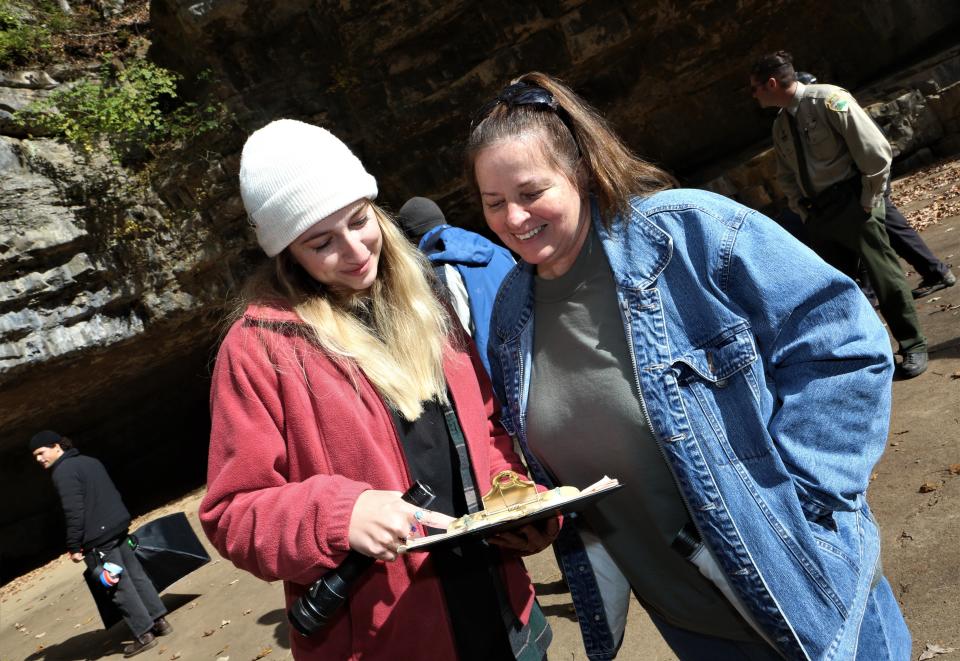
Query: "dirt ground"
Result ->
[[2, 163, 958, 661]]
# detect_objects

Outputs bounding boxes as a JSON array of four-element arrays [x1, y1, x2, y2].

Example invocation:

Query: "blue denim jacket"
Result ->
[[488, 190, 903, 660]]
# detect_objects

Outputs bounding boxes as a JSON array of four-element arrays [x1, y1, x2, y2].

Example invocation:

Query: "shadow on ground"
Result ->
[[257, 608, 292, 650], [24, 593, 198, 661], [534, 579, 570, 596]]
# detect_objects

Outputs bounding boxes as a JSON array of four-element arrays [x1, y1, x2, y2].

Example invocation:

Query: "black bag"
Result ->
[[84, 512, 211, 629]]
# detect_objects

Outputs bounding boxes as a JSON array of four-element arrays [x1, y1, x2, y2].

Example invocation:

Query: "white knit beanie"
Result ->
[[239, 119, 378, 257]]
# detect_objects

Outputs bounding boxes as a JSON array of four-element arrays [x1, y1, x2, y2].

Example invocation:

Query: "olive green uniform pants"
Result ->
[[805, 191, 926, 354]]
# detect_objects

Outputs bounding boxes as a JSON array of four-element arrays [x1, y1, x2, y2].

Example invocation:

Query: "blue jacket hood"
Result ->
[[419, 225, 497, 267]]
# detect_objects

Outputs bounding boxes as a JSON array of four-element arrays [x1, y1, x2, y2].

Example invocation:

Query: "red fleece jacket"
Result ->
[[200, 304, 536, 660]]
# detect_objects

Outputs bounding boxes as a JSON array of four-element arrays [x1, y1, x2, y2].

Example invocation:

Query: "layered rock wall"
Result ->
[[0, 80, 250, 579], [150, 0, 960, 221]]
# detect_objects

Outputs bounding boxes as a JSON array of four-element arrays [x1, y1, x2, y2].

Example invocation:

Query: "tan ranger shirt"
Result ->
[[773, 82, 892, 217]]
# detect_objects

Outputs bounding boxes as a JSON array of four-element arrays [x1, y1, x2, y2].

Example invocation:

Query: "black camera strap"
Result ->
[[441, 400, 481, 514]]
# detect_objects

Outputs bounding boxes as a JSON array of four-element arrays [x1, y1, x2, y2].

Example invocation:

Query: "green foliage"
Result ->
[[0, 0, 73, 67], [16, 57, 230, 163], [0, 2, 51, 66]]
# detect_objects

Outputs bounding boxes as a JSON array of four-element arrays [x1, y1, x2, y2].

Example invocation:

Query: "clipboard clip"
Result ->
[[480, 470, 541, 516]]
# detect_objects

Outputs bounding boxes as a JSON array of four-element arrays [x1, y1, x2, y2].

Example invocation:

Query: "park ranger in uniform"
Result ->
[[750, 50, 928, 378]]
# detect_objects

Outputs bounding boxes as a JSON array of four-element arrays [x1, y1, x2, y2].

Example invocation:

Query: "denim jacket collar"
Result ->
[[493, 197, 672, 343], [592, 197, 673, 291]]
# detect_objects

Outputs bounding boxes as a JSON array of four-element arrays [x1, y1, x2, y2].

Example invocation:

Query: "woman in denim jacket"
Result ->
[[465, 72, 910, 661]]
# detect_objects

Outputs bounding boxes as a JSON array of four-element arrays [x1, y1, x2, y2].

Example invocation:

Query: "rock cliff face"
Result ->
[[149, 0, 960, 217], [4, 0, 960, 581], [0, 92, 250, 580]]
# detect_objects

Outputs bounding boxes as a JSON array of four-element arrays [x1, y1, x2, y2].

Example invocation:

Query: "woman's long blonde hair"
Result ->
[[236, 203, 452, 420]]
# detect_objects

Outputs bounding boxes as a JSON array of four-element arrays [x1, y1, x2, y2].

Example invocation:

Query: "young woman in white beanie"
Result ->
[[199, 119, 554, 661]]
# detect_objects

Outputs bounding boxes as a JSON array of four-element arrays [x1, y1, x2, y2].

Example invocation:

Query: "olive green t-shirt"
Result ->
[[526, 230, 756, 640]]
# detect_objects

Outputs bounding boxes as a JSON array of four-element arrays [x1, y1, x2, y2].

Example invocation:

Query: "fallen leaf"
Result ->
[[217, 657, 230, 661], [919, 642, 956, 659], [228, 579, 239, 585], [170, 653, 182, 660], [949, 464, 960, 475], [34, 632, 46, 638], [253, 647, 273, 660], [202, 629, 215, 637], [870, 472, 878, 481], [220, 619, 231, 628], [919, 482, 941, 493], [950, 372, 960, 380], [242, 609, 252, 616]]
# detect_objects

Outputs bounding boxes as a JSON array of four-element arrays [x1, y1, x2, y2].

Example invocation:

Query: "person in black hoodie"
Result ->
[[29, 430, 172, 658]]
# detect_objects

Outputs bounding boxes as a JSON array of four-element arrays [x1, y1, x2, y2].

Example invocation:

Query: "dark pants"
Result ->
[[827, 194, 947, 289], [882, 193, 950, 281], [648, 610, 782, 661], [773, 207, 809, 247], [784, 193, 948, 285], [86, 536, 166, 637], [805, 191, 926, 354]]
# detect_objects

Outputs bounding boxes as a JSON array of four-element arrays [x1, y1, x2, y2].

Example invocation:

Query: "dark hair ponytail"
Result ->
[[466, 71, 676, 224]]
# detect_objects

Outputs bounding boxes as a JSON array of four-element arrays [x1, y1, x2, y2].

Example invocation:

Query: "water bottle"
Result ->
[[98, 561, 123, 588]]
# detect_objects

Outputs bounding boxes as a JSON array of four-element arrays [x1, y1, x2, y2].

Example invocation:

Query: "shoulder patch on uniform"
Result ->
[[826, 91, 851, 112]]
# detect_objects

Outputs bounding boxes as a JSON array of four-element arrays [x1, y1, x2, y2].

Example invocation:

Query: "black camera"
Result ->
[[288, 481, 436, 637]]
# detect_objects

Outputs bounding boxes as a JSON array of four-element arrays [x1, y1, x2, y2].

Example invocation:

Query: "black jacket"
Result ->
[[50, 449, 131, 552]]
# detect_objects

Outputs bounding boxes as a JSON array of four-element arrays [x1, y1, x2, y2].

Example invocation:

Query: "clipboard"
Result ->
[[399, 472, 622, 552]]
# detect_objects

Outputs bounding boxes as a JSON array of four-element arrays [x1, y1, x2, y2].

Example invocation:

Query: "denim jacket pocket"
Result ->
[[802, 506, 866, 615], [673, 325, 758, 388], [671, 327, 767, 465]]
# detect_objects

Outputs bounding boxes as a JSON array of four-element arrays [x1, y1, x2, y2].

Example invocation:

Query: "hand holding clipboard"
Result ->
[[399, 471, 622, 552]]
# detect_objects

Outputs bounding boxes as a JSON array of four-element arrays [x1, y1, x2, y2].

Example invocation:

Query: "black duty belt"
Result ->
[[800, 176, 859, 215]]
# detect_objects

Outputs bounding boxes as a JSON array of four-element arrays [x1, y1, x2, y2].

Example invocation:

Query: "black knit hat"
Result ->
[[396, 197, 446, 243], [28, 430, 62, 452]]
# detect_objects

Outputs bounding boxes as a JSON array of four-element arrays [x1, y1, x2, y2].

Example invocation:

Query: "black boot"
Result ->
[[898, 352, 928, 379], [152, 616, 173, 636], [123, 632, 157, 657], [912, 270, 955, 298]]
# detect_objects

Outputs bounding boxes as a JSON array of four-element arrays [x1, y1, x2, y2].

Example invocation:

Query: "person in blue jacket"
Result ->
[[464, 71, 911, 660], [397, 196, 515, 377]]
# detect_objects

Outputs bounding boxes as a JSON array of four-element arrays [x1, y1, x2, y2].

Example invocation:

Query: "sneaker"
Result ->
[[152, 616, 173, 636], [912, 270, 956, 298], [123, 632, 157, 657], [898, 352, 928, 379]]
